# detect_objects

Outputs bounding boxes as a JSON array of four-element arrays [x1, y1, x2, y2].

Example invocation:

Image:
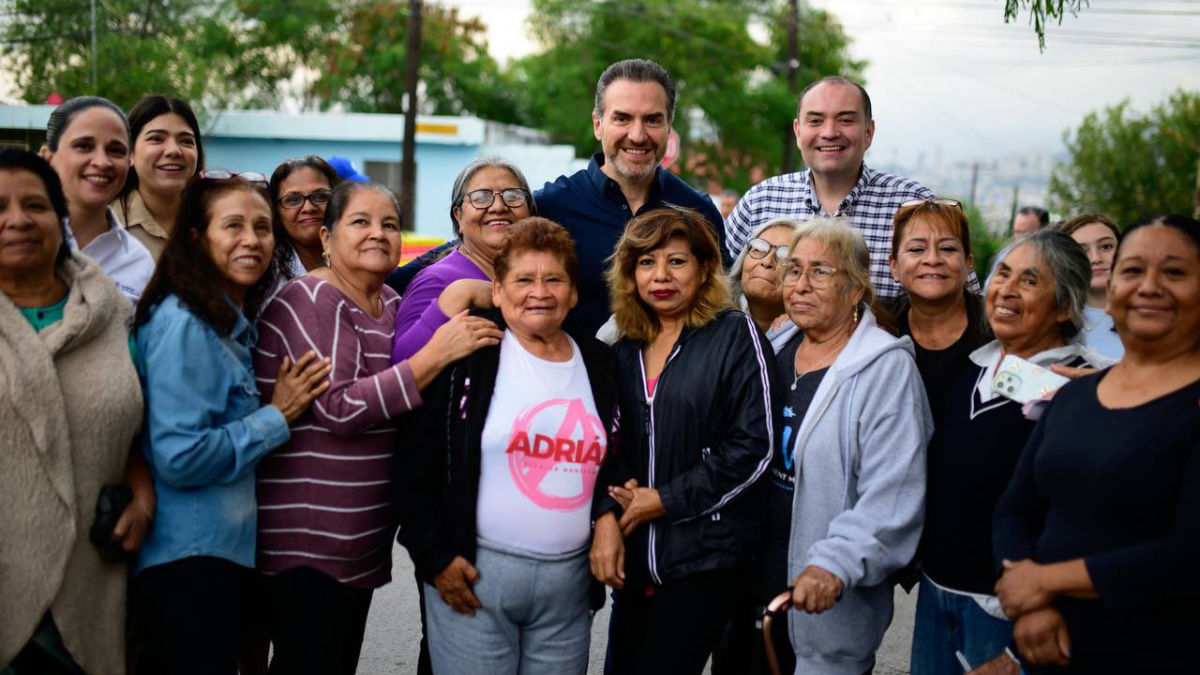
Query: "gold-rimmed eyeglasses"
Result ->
[[780, 263, 841, 288]]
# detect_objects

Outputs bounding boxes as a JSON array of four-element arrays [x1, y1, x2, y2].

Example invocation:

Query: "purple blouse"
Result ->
[[390, 248, 488, 364]]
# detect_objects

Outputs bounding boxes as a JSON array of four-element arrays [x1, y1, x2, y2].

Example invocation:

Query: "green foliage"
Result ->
[[964, 201, 1005, 282], [1003, 0, 1088, 50], [1, 0, 340, 111], [512, 0, 864, 190], [313, 1, 519, 121], [1048, 90, 1200, 227], [4, 0, 865, 191]]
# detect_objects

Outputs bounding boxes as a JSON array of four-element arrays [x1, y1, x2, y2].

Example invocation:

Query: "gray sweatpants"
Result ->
[[423, 538, 591, 675]]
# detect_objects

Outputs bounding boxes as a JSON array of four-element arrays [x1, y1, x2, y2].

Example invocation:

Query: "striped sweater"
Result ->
[[253, 275, 422, 588]]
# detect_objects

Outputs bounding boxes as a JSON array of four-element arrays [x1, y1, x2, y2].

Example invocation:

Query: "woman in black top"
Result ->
[[993, 215, 1200, 673], [888, 198, 991, 420], [591, 206, 777, 675], [911, 229, 1112, 675]]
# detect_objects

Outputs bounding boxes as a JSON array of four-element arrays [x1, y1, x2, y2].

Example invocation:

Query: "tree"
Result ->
[[312, 1, 518, 121], [1048, 90, 1200, 226], [510, 0, 864, 191], [1, 0, 339, 110], [1003, 0, 1088, 50]]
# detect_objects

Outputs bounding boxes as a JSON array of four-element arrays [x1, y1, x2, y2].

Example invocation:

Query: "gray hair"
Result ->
[[730, 218, 798, 309], [594, 59, 677, 123], [449, 156, 536, 239], [988, 229, 1090, 340]]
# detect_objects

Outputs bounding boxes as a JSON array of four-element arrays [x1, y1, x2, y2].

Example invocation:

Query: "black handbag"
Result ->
[[90, 484, 133, 562]]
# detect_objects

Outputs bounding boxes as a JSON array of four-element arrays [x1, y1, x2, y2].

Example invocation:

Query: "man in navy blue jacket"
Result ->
[[536, 59, 731, 336]]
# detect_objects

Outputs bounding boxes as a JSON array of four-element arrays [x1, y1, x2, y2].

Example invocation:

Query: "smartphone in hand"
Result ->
[[992, 354, 1070, 404]]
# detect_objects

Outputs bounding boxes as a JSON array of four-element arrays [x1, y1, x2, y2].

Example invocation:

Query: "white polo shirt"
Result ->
[[64, 208, 156, 306]]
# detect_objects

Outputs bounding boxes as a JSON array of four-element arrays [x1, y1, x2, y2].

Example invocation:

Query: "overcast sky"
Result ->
[[448, 0, 1200, 167]]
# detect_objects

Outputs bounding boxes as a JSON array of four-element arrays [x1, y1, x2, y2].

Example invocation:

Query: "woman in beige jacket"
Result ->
[[1, 149, 150, 675]]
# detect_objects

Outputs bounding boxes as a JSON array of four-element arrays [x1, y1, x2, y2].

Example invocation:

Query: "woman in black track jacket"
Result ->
[[591, 206, 779, 675]]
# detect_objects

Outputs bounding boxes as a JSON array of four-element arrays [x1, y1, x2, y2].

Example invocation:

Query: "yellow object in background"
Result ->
[[399, 234, 446, 266]]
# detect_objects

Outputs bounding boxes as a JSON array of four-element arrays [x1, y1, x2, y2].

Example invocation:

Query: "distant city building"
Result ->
[[0, 105, 584, 240]]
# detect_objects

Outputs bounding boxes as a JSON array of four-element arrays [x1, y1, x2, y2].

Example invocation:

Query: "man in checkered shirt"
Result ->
[[726, 76, 977, 297]]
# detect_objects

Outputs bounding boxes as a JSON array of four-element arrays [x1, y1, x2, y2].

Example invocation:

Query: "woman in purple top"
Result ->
[[390, 157, 535, 363], [254, 180, 503, 675]]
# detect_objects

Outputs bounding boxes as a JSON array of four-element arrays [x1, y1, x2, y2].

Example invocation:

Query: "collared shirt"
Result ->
[[114, 190, 171, 261], [536, 153, 731, 336], [64, 208, 155, 306], [135, 293, 290, 573], [726, 164, 966, 298]]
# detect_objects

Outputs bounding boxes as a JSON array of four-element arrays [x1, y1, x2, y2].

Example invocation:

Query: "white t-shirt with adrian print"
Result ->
[[477, 330, 607, 555]]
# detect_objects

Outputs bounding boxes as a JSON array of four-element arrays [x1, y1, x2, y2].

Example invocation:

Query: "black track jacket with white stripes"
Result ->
[[594, 309, 782, 588]]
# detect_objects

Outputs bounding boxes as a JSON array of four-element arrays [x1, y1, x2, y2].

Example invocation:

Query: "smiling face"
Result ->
[[277, 167, 333, 250], [322, 188, 402, 280], [1070, 222, 1119, 295], [0, 169, 63, 280], [201, 188, 274, 304], [455, 167, 530, 260], [41, 106, 130, 211], [889, 216, 972, 304], [986, 243, 1070, 356], [1108, 226, 1200, 350], [131, 112, 198, 197], [794, 81, 874, 181], [783, 236, 861, 333], [740, 224, 792, 305], [593, 79, 670, 182], [635, 237, 708, 322], [493, 249, 578, 339]]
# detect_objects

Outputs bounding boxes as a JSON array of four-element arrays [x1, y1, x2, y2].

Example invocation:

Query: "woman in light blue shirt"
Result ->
[[1060, 213, 1124, 360], [132, 172, 330, 675]]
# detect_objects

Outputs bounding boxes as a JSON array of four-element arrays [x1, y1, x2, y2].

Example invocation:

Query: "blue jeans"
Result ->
[[911, 576, 1015, 675], [423, 538, 591, 675]]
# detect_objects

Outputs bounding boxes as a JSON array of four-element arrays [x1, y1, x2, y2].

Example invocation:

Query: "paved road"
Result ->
[[358, 547, 918, 674]]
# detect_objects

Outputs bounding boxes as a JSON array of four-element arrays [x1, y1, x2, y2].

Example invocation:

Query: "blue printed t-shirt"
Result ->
[[762, 332, 828, 599]]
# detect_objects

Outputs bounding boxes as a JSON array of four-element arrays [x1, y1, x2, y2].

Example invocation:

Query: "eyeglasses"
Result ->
[[780, 263, 841, 288], [900, 198, 963, 210], [746, 238, 789, 264], [198, 170, 268, 188], [278, 189, 333, 210], [465, 188, 529, 210]]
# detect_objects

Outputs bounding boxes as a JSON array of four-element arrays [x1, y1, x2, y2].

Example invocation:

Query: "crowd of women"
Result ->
[[3, 93, 1198, 675]]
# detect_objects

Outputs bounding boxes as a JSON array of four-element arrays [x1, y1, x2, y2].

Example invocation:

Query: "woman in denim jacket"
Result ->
[[132, 173, 330, 675]]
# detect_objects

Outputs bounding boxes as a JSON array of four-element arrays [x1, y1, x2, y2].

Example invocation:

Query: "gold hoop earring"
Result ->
[[322, 249, 331, 266]]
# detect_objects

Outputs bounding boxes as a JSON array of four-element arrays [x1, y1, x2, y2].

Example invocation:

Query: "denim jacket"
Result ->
[[134, 294, 289, 573]]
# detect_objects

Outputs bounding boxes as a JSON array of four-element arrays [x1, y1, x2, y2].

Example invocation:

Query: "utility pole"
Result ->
[[969, 161, 980, 206], [400, 0, 422, 230], [781, 0, 800, 174], [90, 0, 98, 92]]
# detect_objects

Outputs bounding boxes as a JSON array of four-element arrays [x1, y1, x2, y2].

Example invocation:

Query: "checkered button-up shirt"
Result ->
[[726, 165, 977, 298]]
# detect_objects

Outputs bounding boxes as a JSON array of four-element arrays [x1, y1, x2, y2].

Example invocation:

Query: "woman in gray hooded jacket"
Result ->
[[764, 218, 932, 675]]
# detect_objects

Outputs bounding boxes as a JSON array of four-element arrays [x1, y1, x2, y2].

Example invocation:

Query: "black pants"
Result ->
[[266, 566, 374, 675], [607, 570, 741, 675], [710, 591, 795, 675], [136, 556, 247, 675]]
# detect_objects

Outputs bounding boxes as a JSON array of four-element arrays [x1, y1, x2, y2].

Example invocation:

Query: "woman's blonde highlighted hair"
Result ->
[[607, 206, 733, 343]]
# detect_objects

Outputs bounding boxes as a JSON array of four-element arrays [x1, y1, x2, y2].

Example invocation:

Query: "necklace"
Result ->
[[791, 341, 844, 391]]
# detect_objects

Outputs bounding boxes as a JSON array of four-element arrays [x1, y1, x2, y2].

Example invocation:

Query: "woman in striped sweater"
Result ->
[[253, 180, 503, 675]]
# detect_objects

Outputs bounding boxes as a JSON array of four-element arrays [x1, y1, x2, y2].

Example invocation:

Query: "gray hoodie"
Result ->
[[776, 308, 933, 675]]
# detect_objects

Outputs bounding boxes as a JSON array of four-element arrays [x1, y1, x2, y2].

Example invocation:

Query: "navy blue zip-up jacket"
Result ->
[[394, 310, 618, 610], [593, 309, 780, 588]]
